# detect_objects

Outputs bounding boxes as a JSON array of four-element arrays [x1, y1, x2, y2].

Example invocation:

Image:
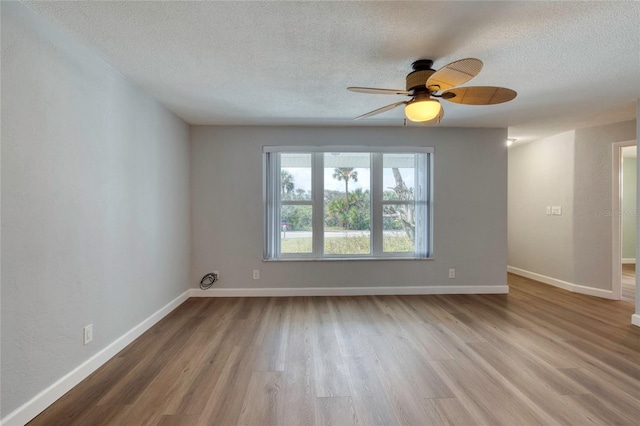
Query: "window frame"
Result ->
[[263, 146, 433, 261]]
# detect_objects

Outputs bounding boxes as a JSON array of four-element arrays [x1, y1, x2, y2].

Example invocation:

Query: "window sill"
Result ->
[[263, 257, 434, 262]]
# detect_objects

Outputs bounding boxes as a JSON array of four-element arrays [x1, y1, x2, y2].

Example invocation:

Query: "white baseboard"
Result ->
[[632, 314, 640, 327], [0, 290, 190, 426], [188, 285, 509, 297], [507, 266, 616, 300], [622, 258, 636, 264]]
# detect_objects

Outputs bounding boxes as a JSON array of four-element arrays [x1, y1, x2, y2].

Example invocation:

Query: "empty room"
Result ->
[[2, 1, 640, 425]]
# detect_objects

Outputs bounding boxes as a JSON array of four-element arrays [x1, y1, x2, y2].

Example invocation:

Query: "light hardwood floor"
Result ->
[[30, 274, 640, 425]]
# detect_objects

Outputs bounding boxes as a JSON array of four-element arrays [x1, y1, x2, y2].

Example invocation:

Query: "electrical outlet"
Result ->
[[552, 206, 562, 215], [213, 270, 220, 281], [83, 324, 93, 345], [449, 268, 456, 279], [253, 270, 260, 280]]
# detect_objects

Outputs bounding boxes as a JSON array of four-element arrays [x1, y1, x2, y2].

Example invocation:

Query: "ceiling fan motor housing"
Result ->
[[406, 59, 436, 91], [406, 69, 435, 92]]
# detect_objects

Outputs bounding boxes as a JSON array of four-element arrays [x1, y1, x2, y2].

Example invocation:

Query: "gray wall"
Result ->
[[573, 120, 637, 290], [1, 2, 191, 416], [508, 120, 637, 293], [508, 131, 575, 283], [191, 126, 507, 290], [622, 156, 636, 260]]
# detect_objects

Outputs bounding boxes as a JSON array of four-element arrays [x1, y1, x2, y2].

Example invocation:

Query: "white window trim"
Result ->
[[263, 146, 434, 261]]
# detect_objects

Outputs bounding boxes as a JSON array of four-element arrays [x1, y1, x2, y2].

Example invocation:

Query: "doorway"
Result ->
[[613, 141, 637, 302]]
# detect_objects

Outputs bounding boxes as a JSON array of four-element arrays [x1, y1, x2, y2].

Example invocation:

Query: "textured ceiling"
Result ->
[[23, 1, 640, 143]]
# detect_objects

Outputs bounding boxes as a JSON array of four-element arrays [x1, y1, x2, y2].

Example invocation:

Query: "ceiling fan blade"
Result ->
[[426, 58, 483, 91], [354, 101, 407, 120], [348, 87, 410, 95], [442, 86, 517, 105]]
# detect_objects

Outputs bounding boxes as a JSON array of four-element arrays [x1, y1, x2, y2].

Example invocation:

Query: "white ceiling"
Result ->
[[24, 1, 640, 143]]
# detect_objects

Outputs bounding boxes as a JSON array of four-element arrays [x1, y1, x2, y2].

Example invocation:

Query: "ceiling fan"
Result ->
[[347, 58, 517, 124]]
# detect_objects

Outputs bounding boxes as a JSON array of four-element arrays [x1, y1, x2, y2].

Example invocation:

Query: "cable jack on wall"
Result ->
[[200, 272, 218, 290]]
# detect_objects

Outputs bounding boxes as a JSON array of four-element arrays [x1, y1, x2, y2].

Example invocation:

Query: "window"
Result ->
[[264, 146, 433, 260]]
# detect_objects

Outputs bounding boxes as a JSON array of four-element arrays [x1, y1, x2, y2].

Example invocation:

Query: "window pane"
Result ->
[[324, 153, 371, 255], [280, 153, 312, 201], [383, 204, 415, 253], [383, 154, 417, 253], [280, 205, 312, 254], [383, 154, 415, 201]]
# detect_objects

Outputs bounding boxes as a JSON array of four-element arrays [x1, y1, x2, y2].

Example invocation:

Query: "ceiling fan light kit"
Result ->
[[404, 97, 441, 122], [347, 57, 517, 124]]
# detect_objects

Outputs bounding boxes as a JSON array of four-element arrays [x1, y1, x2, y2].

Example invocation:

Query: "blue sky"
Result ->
[[284, 167, 415, 193]]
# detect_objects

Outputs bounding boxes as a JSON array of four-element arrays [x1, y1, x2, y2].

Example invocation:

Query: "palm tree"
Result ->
[[280, 170, 294, 198], [332, 167, 358, 208], [389, 167, 415, 239]]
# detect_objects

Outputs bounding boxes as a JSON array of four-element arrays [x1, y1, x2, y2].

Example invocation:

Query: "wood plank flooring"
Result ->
[[29, 274, 640, 425]]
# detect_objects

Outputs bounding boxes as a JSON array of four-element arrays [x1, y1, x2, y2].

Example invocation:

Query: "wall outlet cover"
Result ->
[[83, 324, 93, 345]]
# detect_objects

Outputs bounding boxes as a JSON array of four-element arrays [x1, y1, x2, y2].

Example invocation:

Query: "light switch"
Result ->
[[546, 206, 552, 215]]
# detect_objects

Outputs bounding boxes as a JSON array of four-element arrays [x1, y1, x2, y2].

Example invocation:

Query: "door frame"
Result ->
[[612, 140, 637, 300]]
